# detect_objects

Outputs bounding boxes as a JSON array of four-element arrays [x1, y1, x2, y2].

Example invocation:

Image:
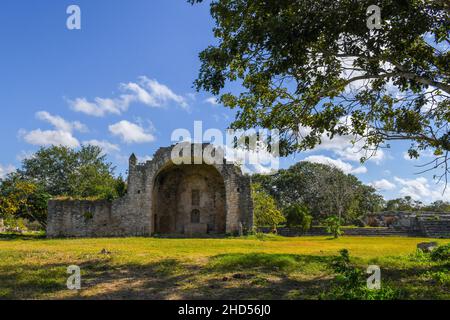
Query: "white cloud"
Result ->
[[403, 152, 413, 161], [204, 97, 219, 106], [302, 155, 368, 174], [16, 150, 35, 162], [70, 76, 189, 117], [369, 179, 396, 191], [109, 120, 155, 144], [36, 111, 87, 133], [69, 97, 130, 117], [20, 112, 85, 148], [0, 164, 15, 179], [394, 176, 450, 202], [298, 125, 385, 164], [403, 149, 435, 161], [138, 76, 189, 110], [138, 155, 153, 162], [21, 129, 80, 148], [83, 139, 120, 154]]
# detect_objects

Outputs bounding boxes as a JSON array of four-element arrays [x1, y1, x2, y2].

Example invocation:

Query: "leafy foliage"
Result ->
[[430, 243, 450, 261], [325, 215, 343, 238], [191, 0, 450, 182], [251, 183, 285, 231], [283, 203, 312, 231], [17, 145, 120, 198], [0, 146, 127, 229], [324, 249, 401, 300], [0, 178, 51, 228], [253, 161, 384, 223]]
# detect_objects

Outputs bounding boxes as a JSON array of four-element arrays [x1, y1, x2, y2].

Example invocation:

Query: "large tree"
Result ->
[[190, 0, 449, 183], [17, 145, 120, 199], [253, 162, 384, 223]]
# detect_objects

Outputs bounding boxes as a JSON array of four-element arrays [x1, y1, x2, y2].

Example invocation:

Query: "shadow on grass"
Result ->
[[208, 252, 332, 273], [0, 261, 70, 299], [0, 251, 448, 300]]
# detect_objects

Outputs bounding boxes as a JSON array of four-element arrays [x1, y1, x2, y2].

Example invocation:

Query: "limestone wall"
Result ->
[[47, 200, 114, 237]]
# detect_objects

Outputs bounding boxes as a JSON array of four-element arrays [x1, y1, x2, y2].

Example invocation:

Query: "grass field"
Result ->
[[0, 233, 449, 300]]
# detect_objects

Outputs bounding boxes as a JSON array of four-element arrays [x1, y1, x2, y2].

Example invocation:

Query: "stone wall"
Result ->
[[258, 212, 450, 238], [259, 226, 422, 237], [47, 143, 253, 238], [47, 200, 112, 237]]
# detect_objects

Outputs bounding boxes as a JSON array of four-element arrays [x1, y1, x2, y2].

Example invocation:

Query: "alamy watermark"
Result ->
[[367, 5, 382, 30], [170, 121, 280, 174], [367, 265, 381, 290], [66, 5, 81, 30], [67, 265, 81, 290]]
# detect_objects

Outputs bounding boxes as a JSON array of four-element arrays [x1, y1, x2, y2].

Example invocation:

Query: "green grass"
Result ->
[[0, 233, 448, 300]]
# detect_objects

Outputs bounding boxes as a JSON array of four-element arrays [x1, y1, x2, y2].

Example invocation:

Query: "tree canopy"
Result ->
[[251, 183, 286, 230], [17, 145, 121, 199], [253, 161, 384, 223], [190, 0, 449, 183]]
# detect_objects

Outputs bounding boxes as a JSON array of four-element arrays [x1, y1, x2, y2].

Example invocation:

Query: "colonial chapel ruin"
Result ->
[[47, 144, 253, 238]]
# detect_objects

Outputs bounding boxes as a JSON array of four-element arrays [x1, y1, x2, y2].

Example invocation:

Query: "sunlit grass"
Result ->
[[0, 234, 448, 300]]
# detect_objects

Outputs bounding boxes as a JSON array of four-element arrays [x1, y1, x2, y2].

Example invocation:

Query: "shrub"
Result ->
[[409, 249, 431, 262], [424, 270, 450, 285], [83, 211, 94, 221], [430, 244, 450, 261], [323, 249, 401, 300], [324, 215, 343, 238], [283, 204, 312, 231]]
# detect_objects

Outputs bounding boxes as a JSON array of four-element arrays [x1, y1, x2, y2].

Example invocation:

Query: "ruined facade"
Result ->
[[46, 144, 253, 238]]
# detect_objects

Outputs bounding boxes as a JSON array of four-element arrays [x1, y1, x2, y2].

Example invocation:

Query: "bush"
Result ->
[[323, 249, 401, 300], [324, 215, 343, 238], [430, 244, 450, 261], [409, 249, 431, 262], [424, 270, 450, 285], [283, 204, 312, 231], [3, 217, 27, 232]]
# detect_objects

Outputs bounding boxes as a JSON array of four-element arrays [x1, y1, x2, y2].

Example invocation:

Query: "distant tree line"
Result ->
[[251, 162, 450, 231], [384, 196, 450, 213]]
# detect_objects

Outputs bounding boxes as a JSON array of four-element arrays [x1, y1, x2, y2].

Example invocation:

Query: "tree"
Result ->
[[0, 176, 51, 228], [253, 161, 384, 223], [251, 183, 286, 232], [191, 0, 450, 184], [115, 175, 127, 199], [384, 196, 423, 211], [422, 200, 450, 212], [283, 203, 312, 231], [18, 145, 119, 199]]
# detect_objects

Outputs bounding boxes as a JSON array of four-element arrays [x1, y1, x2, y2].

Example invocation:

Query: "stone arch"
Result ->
[[151, 161, 227, 235]]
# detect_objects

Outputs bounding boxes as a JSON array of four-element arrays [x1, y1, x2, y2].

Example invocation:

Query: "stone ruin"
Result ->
[[46, 143, 253, 238]]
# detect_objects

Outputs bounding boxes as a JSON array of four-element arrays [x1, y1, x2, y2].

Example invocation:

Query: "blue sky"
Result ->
[[0, 0, 448, 203]]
